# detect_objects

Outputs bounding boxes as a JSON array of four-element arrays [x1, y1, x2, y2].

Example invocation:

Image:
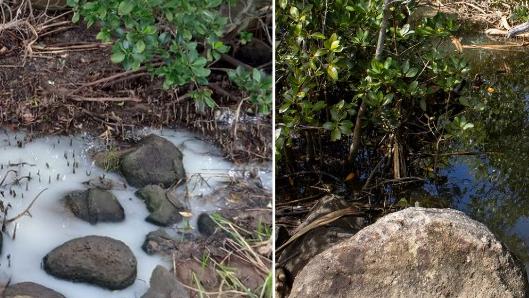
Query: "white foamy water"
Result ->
[[0, 128, 271, 298]]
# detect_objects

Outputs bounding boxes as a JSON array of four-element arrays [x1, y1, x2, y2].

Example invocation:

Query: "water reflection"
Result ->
[[428, 35, 529, 268]]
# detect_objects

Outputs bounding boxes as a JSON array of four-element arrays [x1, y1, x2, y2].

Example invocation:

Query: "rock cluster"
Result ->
[[39, 134, 191, 293]]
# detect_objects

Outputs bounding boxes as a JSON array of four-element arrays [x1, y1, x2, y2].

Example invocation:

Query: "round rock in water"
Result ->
[[3, 282, 65, 298], [121, 134, 186, 188], [290, 208, 529, 298], [65, 188, 125, 224], [43, 235, 137, 290]]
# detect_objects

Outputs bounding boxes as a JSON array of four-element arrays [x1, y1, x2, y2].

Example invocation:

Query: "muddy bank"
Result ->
[[0, 6, 272, 163]]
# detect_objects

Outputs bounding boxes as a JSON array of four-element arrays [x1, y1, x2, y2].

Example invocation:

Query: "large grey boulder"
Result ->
[[121, 135, 186, 188], [3, 282, 65, 298], [65, 188, 125, 224], [136, 185, 184, 226], [141, 265, 189, 298], [290, 208, 529, 298], [43, 236, 137, 290]]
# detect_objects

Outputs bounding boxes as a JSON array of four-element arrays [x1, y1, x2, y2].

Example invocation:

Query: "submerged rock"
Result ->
[[3, 282, 65, 298], [141, 265, 189, 298], [121, 135, 186, 188], [136, 185, 185, 226], [43, 236, 137, 290], [290, 208, 529, 298], [65, 188, 125, 224]]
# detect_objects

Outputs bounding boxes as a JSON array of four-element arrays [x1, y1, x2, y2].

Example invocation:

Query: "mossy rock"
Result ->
[[136, 184, 185, 226]]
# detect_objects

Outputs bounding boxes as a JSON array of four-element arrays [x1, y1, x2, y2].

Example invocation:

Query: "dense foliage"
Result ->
[[275, 0, 474, 162], [68, 0, 272, 114]]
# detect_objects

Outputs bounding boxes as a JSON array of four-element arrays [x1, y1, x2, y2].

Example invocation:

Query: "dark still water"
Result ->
[[425, 34, 529, 271]]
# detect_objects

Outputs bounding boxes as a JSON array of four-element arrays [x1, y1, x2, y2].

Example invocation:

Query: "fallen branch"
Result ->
[[486, 28, 529, 38], [33, 43, 109, 51], [78, 64, 160, 88], [6, 188, 47, 223], [463, 43, 528, 49], [0, 170, 17, 187], [415, 150, 497, 157], [507, 21, 529, 38], [208, 83, 236, 98], [275, 206, 362, 254], [362, 155, 387, 191], [0, 19, 27, 31], [453, 1, 486, 14], [279, 170, 344, 186], [364, 176, 424, 190], [7, 162, 36, 167], [70, 96, 142, 103], [36, 26, 76, 39], [221, 54, 252, 70]]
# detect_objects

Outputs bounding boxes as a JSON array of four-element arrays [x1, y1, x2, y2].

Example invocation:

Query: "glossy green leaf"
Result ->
[[327, 64, 338, 80], [111, 52, 126, 63], [118, 1, 134, 15]]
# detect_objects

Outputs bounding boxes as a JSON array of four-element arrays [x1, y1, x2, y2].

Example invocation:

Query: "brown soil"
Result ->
[[422, 0, 515, 28], [144, 180, 272, 297], [0, 7, 272, 163]]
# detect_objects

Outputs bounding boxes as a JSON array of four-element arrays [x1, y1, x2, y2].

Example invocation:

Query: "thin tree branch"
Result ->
[[349, 0, 393, 162]]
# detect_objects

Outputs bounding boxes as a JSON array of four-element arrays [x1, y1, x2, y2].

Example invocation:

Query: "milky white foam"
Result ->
[[0, 128, 271, 298]]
